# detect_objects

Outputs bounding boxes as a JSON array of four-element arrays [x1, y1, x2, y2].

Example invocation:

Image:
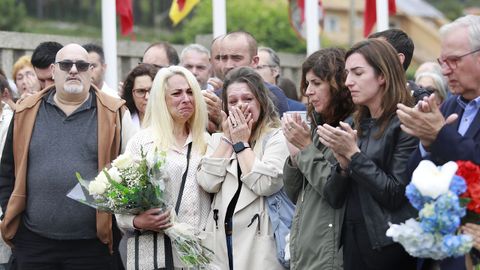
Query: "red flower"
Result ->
[[457, 160, 480, 214]]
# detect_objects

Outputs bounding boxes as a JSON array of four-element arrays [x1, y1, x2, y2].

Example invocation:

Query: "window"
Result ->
[[325, 15, 340, 33]]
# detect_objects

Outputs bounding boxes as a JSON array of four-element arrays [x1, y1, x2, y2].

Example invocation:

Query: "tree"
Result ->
[[0, 0, 27, 31], [170, 0, 307, 53]]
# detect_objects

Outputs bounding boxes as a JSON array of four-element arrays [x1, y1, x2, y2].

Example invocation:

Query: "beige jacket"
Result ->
[[197, 129, 289, 270]]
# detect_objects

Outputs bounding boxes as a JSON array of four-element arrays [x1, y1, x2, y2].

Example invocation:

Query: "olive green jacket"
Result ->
[[283, 132, 344, 270]]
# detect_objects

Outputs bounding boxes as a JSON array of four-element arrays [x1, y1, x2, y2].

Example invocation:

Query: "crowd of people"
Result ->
[[0, 13, 479, 270]]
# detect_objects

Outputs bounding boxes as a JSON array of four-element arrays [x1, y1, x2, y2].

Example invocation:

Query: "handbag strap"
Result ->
[[175, 142, 193, 214], [134, 230, 140, 270], [164, 142, 192, 270]]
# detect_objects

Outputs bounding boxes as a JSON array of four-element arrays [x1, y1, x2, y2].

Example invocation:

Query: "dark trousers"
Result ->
[[12, 224, 115, 270], [343, 222, 417, 270]]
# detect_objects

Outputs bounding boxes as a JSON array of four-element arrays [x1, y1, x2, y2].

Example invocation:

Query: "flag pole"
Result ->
[[376, 0, 388, 32], [102, 0, 118, 88], [213, 0, 227, 38], [349, 0, 355, 46], [306, 0, 320, 56]]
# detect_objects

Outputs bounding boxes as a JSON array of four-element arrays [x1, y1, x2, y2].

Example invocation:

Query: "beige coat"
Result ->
[[197, 129, 289, 270]]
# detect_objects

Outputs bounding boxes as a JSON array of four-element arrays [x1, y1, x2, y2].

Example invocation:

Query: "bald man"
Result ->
[[0, 43, 134, 270]]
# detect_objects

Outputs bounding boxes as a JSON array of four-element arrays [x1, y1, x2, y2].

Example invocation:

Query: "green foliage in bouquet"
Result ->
[[72, 148, 168, 215]]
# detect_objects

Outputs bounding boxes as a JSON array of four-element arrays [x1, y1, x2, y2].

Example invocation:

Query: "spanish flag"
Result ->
[[169, 0, 200, 26]]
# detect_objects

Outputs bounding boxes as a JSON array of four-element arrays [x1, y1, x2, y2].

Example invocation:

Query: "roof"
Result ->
[[396, 0, 445, 18]]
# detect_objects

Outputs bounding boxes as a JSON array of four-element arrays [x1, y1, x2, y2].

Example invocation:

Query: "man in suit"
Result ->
[[397, 15, 480, 270]]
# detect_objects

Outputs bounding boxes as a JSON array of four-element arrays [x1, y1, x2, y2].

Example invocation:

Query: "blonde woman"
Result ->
[[116, 66, 211, 269], [12, 55, 41, 99]]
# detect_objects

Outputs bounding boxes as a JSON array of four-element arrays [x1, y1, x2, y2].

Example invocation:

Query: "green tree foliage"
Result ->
[[0, 0, 27, 31], [425, 0, 479, 21], [171, 0, 307, 53]]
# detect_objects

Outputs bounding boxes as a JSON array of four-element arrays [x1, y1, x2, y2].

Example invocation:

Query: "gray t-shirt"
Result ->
[[24, 89, 98, 240]]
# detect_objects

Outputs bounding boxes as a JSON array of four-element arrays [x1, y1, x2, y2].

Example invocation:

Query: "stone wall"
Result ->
[[0, 31, 304, 93]]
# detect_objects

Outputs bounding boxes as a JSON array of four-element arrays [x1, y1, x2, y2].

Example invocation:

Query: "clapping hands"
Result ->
[[282, 112, 311, 158], [317, 121, 359, 170]]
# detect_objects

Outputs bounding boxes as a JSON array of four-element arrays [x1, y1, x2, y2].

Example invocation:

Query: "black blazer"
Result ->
[[408, 95, 480, 173]]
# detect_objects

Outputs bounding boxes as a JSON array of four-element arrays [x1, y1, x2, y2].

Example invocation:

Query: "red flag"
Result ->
[[296, 0, 323, 24], [116, 0, 134, 36], [363, 0, 396, 37]]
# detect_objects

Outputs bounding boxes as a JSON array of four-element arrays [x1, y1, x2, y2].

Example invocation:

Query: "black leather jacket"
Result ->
[[324, 115, 418, 249]]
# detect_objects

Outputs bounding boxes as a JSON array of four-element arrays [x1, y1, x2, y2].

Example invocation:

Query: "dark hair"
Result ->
[[369, 29, 414, 71], [300, 48, 354, 127], [277, 77, 298, 101], [346, 39, 413, 138], [222, 66, 279, 146], [121, 64, 159, 115], [0, 74, 12, 97], [82, 43, 105, 63], [31, 41, 63, 69], [143, 42, 179, 65]]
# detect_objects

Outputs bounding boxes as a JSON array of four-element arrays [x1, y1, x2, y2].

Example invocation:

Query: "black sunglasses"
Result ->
[[55, 60, 91, 72]]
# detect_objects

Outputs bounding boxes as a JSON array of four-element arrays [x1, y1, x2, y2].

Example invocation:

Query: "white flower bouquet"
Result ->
[[67, 148, 213, 267]]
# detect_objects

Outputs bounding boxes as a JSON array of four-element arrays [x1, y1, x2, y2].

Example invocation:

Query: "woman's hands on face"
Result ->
[[317, 121, 360, 169], [228, 104, 253, 144], [282, 112, 312, 152], [133, 208, 172, 232], [24, 74, 41, 94]]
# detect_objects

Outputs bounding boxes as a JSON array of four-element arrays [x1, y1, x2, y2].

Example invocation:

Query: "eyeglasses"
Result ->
[[133, 88, 151, 98], [55, 60, 91, 72], [437, 48, 480, 70]]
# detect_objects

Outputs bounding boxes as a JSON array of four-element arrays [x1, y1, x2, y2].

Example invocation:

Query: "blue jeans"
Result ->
[[226, 235, 233, 270]]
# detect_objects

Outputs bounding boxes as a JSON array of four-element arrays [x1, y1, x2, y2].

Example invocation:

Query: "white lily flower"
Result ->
[[411, 160, 458, 199], [107, 167, 122, 183], [95, 170, 109, 185]]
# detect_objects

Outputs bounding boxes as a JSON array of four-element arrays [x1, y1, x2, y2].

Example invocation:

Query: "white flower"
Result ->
[[88, 180, 108, 195], [411, 160, 458, 199], [107, 167, 122, 183], [112, 153, 134, 170], [95, 170, 109, 185]]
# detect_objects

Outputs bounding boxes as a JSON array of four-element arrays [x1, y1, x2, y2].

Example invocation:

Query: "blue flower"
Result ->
[[406, 183, 433, 210], [443, 234, 473, 257], [449, 175, 467, 195]]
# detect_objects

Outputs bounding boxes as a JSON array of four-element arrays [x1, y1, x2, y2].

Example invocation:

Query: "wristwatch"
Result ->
[[233, 142, 250, 154]]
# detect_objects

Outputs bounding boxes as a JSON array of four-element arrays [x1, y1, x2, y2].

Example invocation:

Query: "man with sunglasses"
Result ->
[[397, 15, 480, 270], [0, 43, 134, 270]]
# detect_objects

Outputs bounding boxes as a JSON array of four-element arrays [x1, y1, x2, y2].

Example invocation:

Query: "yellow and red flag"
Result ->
[[169, 0, 200, 26]]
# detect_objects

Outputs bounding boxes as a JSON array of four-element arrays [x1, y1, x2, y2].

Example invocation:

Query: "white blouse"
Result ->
[[116, 128, 211, 231]]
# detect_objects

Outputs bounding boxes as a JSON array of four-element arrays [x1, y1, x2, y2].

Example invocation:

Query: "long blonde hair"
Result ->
[[142, 66, 208, 154]]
